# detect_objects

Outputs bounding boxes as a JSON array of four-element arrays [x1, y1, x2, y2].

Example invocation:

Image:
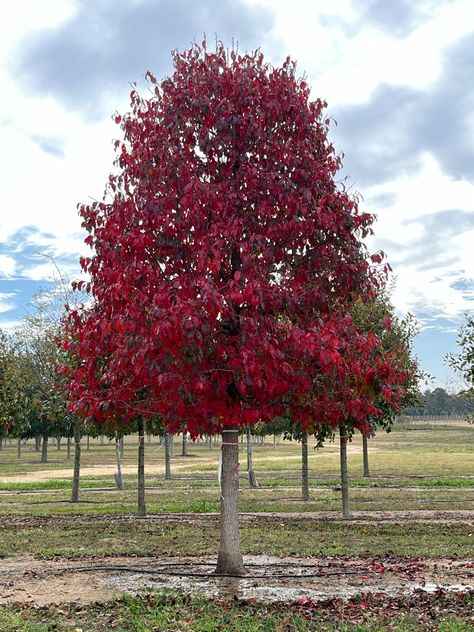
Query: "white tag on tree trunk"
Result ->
[[217, 454, 222, 485]]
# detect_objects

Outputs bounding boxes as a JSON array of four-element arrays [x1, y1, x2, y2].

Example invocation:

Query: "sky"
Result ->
[[0, 0, 473, 388]]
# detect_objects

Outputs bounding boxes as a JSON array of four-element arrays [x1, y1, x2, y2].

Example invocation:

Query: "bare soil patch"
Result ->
[[1, 554, 473, 607]]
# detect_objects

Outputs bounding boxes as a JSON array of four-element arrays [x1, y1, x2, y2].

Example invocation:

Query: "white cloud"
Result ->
[[0, 292, 16, 313], [363, 153, 474, 323], [0, 254, 16, 276], [367, 152, 474, 225], [0, 0, 74, 55], [249, 0, 474, 105]]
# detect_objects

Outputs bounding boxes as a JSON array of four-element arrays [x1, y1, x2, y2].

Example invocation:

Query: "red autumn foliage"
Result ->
[[60, 43, 410, 436]]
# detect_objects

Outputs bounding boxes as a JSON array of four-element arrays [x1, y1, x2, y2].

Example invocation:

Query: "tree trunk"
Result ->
[[17, 437, 21, 458], [137, 420, 146, 516], [0, 438, 2, 451], [246, 426, 258, 488], [302, 430, 309, 501], [35, 434, 41, 451], [215, 427, 245, 576], [71, 420, 81, 503], [100, 435, 104, 445], [181, 431, 188, 456], [114, 433, 124, 490], [119, 436, 124, 459], [362, 433, 370, 477], [41, 434, 48, 463], [86, 434, 90, 451], [164, 432, 172, 479], [273, 434, 277, 450], [67, 436, 71, 460], [339, 424, 351, 519], [56, 436, 61, 450]]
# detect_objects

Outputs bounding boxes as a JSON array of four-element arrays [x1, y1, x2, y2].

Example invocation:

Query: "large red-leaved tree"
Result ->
[[61, 43, 393, 575]]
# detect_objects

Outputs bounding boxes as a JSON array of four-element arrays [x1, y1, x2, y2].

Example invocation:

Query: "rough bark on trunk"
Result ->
[[302, 430, 309, 501], [215, 427, 245, 576], [71, 420, 81, 503], [67, 436, 71, 460], [41, 434, 48, 463], [181, 431, 188, 456], [164, 432, 172, 479], [137, 420, 146, 516], [246, 425, 258, 488], [339, 424, 351, 519], [114, 433, 124, 490], [362, 433, 370, 478]]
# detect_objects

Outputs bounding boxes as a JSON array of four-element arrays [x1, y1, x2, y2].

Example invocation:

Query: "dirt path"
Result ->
[[1, 554, 473, 606], [0, 446, 370, 484]]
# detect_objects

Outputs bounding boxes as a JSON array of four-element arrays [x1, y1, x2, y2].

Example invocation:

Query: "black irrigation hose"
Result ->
[[15, 564, 474, 580], [18, 565, 369, 580]]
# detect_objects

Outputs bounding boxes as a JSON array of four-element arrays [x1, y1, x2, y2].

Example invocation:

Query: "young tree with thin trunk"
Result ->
[[246, 425, 258, 488], [71, 418, 82, 502], [181, 429, 188, 456], [60, 43, 399, 576], [164, 431, 172, 480], [339, 424, 351, 518], [137, 418, 146, 516], [329, 296, 420, 518], [362, 433, 370, 478], [114, 431, 124, 490], [301, 430, 309, 501]]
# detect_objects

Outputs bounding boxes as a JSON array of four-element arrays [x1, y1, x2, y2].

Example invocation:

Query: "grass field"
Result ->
[[0, 419, 473, 630]]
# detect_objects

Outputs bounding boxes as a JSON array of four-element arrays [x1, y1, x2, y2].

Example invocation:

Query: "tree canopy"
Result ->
[[61, 43, 409, 440]]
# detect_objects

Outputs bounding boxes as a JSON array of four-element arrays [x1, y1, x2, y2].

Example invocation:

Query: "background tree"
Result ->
[[0, 331, 26, 448], [276, 417, 332, 501], [350, 294, 420, 479], [446, 313, 474, 418], [314, 314, 414, 518]]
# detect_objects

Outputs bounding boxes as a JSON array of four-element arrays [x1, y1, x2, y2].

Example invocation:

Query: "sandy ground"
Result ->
[[1, 554, 473, 606]]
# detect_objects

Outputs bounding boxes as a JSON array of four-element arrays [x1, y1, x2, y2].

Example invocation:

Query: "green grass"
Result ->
[[1, 590, 473, 631], [1, 481, 474, 518], [0, 515, 473, 559], [0, 479, 110, 491]]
